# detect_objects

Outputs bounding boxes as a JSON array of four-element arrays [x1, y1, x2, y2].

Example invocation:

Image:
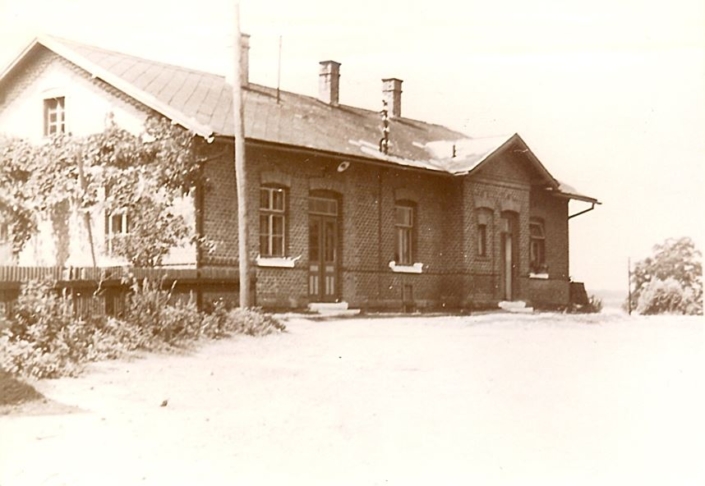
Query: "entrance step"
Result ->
[[498, 301, 534, 313], [308, 302, 361, 318], [308, 302, 349, 312]]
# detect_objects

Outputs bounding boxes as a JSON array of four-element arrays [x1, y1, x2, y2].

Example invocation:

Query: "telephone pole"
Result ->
[[232, 2, 250, 307]]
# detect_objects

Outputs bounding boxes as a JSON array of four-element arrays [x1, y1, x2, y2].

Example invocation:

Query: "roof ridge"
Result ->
[[43, 34, 227, 79], [43, 35, 470, 137]]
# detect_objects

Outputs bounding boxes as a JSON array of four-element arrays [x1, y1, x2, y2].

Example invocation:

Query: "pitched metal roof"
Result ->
[[0, 35, 598, 203]]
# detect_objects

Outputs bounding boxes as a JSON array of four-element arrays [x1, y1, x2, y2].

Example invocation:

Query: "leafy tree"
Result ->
[[0, 116, 209, 267], [627, 237, 703, 315]]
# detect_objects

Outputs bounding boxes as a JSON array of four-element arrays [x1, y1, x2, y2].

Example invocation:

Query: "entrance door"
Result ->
[[500, 213, 518, 301], [309, 195, 339, 302], [503, 232, 513, 300]]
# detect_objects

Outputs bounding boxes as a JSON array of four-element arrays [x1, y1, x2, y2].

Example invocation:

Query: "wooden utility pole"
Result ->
[[232, 2, 250, 307]]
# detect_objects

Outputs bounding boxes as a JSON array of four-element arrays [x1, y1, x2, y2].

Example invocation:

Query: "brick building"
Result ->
[[0, 36, 598, 311]]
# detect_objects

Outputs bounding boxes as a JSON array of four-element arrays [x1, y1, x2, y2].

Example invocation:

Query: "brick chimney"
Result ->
[[240, 34, 250, 86], [227, 33, 250, 87], [382, 78, 403, 118], [319, 60, 341, 106]]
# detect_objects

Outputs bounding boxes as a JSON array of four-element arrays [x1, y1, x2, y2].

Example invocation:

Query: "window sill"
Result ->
[[529, 272, 549, 280], [256, 256, 300, 268], [389, 261, 424, 274]]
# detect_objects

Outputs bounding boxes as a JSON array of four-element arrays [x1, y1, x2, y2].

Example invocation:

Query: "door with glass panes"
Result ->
[[309, 194, 339, 302]]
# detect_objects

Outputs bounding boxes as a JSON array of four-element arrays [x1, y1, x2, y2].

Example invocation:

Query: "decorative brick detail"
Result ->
[[260, 170, 292, 187], [394, 187, 418, 202], [309, 177, 345, 193]]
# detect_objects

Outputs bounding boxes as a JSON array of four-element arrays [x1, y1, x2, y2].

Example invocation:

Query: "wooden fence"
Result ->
[[0, 265, 245, 317]]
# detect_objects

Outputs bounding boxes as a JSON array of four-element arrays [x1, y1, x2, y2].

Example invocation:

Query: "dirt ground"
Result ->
[[1, 312, 703, 485]]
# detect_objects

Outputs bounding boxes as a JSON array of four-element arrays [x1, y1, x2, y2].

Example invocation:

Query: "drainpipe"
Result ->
[[568, 202, 596, 220]]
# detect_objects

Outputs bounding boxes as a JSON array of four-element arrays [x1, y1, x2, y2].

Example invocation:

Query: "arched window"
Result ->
[[259, 185, 287, 257], [529, 218, 546, 273], [395, 201, 416, 265]]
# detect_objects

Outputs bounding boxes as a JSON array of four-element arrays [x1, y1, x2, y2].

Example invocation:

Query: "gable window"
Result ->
[[260, 186, 286, 257], [477, 208, 493, 258], [44, 97, 66, 136], [529, 218, 546, 274], [105, 211, 130, 255], [394, 202, 415, 265]]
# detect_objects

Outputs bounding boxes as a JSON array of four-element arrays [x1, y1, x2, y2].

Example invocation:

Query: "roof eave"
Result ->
[[0, 37, 41, 86], [213, 135, 454, 176], [552, 191, 601, 204]]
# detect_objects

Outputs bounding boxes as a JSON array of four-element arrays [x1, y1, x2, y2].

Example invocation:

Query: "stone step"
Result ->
[[498, 301, 534, 313], [314, 309, 361, 318], [308, 301, 349, 312]]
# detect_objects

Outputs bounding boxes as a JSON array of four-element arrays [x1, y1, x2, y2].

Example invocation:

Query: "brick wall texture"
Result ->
[[201, 143, 572, 310]]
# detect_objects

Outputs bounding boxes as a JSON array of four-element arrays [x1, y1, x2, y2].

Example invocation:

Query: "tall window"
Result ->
[[477, 208, 492, 258], [394, 202, 415, 265], [260, 186, 286, 257], [106, 211, 130, 255], [44, 97, 66, 136], [529, 218, 546, 273], [478, 224, 487, 257]]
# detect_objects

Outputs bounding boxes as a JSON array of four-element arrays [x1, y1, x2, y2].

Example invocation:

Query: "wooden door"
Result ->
[[309, 196, 339, 302], [500, 213, 518, 301]]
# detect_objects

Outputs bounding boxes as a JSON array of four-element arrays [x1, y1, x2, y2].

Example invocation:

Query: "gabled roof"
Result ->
[[0, 35, 598, 204]]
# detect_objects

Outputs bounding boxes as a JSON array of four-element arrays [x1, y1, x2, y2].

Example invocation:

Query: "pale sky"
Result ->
[[1, 0, 703, 291]]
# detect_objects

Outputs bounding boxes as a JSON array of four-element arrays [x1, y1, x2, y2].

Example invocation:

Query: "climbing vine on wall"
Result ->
[[0, 116, 209, 267]]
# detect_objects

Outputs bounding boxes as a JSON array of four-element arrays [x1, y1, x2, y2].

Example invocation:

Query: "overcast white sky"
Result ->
[[1, 0, 703, 291]]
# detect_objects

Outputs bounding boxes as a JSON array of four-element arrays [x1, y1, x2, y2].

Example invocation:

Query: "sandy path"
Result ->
[[1, 314, 703, 485]]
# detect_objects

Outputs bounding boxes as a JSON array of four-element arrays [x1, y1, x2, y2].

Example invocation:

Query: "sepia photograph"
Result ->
[[0, 0, 703, 484]]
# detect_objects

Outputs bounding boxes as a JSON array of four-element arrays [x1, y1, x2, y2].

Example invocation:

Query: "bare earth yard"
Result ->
[[1, 313, 703, 485]]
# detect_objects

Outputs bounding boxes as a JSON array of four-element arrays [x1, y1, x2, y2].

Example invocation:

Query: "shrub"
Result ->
[[586, 295, 603, 314], [123, 278, 202, 347], [627, 237, 702, 315], [1, 279, 286, 380], [200, 300, 234, 339], [635, 277, 698, 315], [227, 307, 286, 336], [0, 280, 95, 378], [201, 301, 286, 338]]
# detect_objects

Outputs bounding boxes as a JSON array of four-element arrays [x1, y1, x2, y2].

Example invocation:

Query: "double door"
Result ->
[[309, 196, 339, 302]]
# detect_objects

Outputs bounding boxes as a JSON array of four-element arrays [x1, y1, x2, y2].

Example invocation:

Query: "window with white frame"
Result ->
[[529, 218, 546, 273], [105, 211, 130, 255], [259, 186, 287, 257], [44, 97, 66, 136], [394, 202, 415, 265]]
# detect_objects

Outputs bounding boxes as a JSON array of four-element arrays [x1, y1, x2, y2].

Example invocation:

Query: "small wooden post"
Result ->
[[627, 257, 632, 315]]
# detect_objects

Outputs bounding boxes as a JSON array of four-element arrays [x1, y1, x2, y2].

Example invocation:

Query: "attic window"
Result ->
[[44, 97, 66, 136]]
